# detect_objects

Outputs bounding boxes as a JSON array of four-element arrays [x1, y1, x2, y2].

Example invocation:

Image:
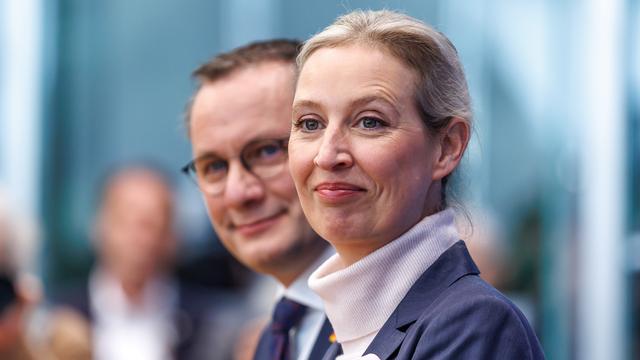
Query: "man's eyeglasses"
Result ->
[[182, 138, 289, 196]]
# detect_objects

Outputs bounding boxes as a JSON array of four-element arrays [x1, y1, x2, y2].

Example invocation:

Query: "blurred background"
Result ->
[[0, 0, 638, 359]]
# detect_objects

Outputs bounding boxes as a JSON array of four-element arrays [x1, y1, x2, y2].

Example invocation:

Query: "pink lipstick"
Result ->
[[314, 182, 365, 203]]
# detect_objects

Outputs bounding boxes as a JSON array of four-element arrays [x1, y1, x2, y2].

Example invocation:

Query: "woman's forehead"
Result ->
[[295, 45, 417, 112]]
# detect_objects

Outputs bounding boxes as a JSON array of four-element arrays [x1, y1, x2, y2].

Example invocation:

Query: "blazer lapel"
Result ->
[[255, 316, 333, 360], [363, 314, 406, 360], [321, 342, 342, 360], [363, 241, 479, 359], [309, 316, 334, 360]]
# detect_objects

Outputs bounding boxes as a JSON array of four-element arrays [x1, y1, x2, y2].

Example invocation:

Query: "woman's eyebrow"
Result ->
[[292, 99, 321, 114], [349, 95, 401, 117], [292, 95, 401, 117]]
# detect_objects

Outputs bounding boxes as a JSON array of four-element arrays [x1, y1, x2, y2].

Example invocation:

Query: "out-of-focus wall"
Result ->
[[43, 0, 224, 280], [0, 0, 43, 221]]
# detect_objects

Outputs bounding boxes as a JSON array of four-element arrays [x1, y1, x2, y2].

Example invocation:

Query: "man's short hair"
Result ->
[[184, 39, 301, 135]]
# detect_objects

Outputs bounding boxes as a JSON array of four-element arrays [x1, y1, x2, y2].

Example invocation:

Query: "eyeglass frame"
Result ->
[[181, 137, 289, 196]]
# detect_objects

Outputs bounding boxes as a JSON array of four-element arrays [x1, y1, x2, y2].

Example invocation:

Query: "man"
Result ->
[[183, 40, 333, 360], [56, 166, 215, 360]]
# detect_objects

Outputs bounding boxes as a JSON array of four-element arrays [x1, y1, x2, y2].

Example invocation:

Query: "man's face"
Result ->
[[189, 62, 321, 282], [98, 171, 175, 285]]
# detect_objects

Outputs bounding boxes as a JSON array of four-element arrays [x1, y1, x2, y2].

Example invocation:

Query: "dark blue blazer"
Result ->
[[323, 241, 544, 360], [254, 314, 334, 360]]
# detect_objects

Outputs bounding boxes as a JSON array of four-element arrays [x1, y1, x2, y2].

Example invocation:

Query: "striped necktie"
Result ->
[[269, 297, 307, 360]]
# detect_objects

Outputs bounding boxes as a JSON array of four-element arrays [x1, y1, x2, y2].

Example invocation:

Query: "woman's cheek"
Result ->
[[288, 142, 313, 189]]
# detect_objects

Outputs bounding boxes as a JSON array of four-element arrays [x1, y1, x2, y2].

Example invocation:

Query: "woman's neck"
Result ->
[[309, 208, 460, 355]]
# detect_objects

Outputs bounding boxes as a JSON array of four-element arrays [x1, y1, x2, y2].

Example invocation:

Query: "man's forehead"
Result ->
[[202, 61, 295, 92], [186, 60, 295, 138], [104, 171, 171, 205], [190, 64, 294, 156], [192, 69, 293, 118]]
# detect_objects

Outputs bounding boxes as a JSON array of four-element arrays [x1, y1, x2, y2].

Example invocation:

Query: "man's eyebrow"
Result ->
[[191, 151, 222, 163], [193, 135, 290, 161]]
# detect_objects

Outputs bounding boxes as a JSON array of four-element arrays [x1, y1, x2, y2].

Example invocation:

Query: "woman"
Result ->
[[288, 10, 544, 360]]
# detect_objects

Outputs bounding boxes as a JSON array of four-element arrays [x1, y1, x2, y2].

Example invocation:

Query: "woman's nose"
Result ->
[[313, 127, 353, 171]]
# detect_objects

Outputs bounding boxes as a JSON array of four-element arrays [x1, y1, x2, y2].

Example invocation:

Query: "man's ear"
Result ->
[[432, 117, 470, 181]]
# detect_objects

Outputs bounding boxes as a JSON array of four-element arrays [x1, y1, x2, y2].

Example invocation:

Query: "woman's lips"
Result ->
[[234, 211, 286, 237], [314, 182, 365, 203]]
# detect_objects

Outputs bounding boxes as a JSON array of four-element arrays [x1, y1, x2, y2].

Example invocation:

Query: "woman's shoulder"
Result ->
[[437, 273, 520, 309], [406, 274, 545, 359], [425, 274, 533, 332]]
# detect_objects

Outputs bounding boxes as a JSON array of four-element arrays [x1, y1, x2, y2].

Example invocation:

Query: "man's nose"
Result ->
[[222, 162, 265, 208]]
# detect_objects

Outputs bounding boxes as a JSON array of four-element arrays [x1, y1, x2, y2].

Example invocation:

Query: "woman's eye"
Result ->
[[301, 119, 322, 131], [358, 117, 384, 129]]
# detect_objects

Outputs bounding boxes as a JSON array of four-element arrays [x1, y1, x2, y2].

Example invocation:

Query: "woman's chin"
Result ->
[[320, 228, 373, 248]]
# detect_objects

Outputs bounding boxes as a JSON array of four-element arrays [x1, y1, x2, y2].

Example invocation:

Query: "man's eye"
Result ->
[[258, 144, 282, 157], [200, 160, 227, 177], [243, 140, 287, 167], [251, 143, 285, 161], [358, 117, 384, 129]]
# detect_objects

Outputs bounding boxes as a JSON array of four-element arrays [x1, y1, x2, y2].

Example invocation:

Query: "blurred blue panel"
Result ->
[[219, 0, 281, 49]]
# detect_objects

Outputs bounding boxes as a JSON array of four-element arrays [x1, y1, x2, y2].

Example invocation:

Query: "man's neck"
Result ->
[[101, 266, 150, 305], [275, 241, 331, 288], [120, 280, 146, 304]]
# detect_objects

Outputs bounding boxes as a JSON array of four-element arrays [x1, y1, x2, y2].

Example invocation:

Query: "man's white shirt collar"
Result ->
[[276, 245, 334, 310]]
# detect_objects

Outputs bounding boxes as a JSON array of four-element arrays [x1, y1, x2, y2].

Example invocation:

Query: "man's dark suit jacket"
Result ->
[[254, 312, 334, 360], [323, 241, 545, 360], [53, 278, 216, 360]]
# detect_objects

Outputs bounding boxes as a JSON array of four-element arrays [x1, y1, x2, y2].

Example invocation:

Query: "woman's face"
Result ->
[[289, 44, 444, 263]]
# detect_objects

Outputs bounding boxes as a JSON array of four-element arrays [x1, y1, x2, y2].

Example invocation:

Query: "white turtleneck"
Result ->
[[308, 209, 459, 359]]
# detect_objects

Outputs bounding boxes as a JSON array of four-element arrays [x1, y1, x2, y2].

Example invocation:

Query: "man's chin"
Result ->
[[239, 244, 294, 274]]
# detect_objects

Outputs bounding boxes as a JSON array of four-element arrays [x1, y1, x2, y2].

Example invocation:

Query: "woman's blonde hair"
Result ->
[[298, 9, 472, 134]]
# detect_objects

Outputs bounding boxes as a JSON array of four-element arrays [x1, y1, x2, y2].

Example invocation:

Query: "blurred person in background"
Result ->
[[456, 210, 508, 289], [54, 165, 217, 360], [458, 208, 539, 327], [183, 39, 333, 360], [0, 188, 42, 360]]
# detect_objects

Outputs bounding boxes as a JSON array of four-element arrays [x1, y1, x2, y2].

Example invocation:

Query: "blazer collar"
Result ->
[[310, 316, 334, 360], [363, 241, 479, 359]]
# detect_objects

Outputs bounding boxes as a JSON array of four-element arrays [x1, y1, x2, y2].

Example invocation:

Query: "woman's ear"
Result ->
[[432, 117, 470, 181]]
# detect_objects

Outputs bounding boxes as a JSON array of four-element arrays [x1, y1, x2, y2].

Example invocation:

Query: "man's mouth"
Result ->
[[233, 210, 287, 237]]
